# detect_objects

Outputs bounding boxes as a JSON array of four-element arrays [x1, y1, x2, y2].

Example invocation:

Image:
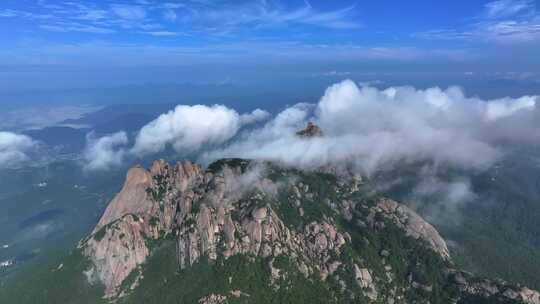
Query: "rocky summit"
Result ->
[[69, 155, 538, 304], [296, 122, 323, 138]]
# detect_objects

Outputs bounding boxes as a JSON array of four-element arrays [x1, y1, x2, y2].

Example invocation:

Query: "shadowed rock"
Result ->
[[296, 122, 323, 138]]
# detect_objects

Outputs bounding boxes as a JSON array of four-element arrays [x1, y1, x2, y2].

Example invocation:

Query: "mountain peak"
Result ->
[[296, 122, 323, 138], [72, 158, 540, 303]]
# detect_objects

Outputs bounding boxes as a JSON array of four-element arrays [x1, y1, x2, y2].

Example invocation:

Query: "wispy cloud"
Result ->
[[416, 0, 540, 43], [76, 9, 108, 21], [163, 9, 177, 22], [40, 23, 116, 34], [181, 1, 360, 32], [0, 9, 18, 18], [143, 31, 181, 37], [1, 1, 360, 37], [0, 8, 53, 20], [110, 4, 147, 21], [484, 0, 534, 19]]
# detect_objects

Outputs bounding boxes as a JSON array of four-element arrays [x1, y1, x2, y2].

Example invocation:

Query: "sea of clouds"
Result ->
[[2, 79, 538, 174], [82, 79, 538, 173], [2, 79, 538, 225]]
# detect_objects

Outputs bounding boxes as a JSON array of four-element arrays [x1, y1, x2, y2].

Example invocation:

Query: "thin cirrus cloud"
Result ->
[[110, 4, 147, 21], [0, 1, 360, 36], [40, 23, 116, 34], [483, 0, 534, 19], [415, 0, 540, 43]]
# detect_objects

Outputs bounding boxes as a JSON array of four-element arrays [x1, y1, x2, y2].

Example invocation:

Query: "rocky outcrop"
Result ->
[[296, 122, 323, 138], [176, 178, 349, 284], [82, 159, 205, 297], [372, 198, 450, 260], [94, 166, 153, 231], [353, 264, 377, 300], [451, 270, 540, 304], [83, 214, 149, 297], [81, 158, 540, 303], [198, 294, 228, 304]]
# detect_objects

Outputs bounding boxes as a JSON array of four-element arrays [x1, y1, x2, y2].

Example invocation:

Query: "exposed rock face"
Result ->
[[84, 214, 149, 297], [94, 166, 153, 231], [175, 171, 349, 285], [372, 198, 450, 260], [82, 158, 540, 303], [296, 122, 323, 138], [198, 294, 228, 304], [451, 270, 540, 304], [353, 264, 377, 300], [82, 159, 205, 297]]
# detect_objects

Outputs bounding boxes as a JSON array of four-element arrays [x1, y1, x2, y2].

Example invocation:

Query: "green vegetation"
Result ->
[[146, 174, 169, 208], [93, 225, 107, 242], [120, 240, 338, 304], [1, 158, 534, 304], [207, 158, 252, 174], [149, 216, 160, 227], [372, 155, 540, 290], [270, 170, 339, 229], [0, 249, 105, 304]]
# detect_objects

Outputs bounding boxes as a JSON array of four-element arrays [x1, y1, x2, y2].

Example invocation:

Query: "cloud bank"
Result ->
[[132, 105, 269, 157], [0, 132, 36, 168], [79, 79, 540, 226], [84, 80, 539, 176], [202, 79, 539, 173], [84, 105, 269, 171]]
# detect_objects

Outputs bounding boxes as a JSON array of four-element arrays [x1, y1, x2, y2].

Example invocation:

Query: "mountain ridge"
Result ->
[[2, 125, 540, 303], [76, 155, 539, 303]]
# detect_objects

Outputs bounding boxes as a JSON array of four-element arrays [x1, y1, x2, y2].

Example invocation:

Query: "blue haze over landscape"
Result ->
[[2, 1, 540, 298]]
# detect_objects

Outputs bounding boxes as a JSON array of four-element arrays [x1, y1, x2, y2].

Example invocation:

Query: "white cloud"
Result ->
[[170, 1, 360, 32], [202, 80, 540, 173], [143, 31, 179, 36], [111, 4, 146, 20], [4, 1, 362, 40], [317, 70, 352, 77], [0, 132, 36, 168], [80, 105, 270, 170], [40, 22, 116, 34], [132, 105, 243, 157], [76, 9, 108, 21], [484, 0, 534, 19], [416, 0, 540, 43], [484, 95, 536, 120], [83, 132, 128, 172], [80, 80, 540, 175], [239, 109, 271, 125], [0, 9, 18, 17], [163, 9, 177, 22]]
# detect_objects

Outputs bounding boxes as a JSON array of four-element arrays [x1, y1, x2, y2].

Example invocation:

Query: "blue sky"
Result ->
[[1, 0, 540, 93]]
